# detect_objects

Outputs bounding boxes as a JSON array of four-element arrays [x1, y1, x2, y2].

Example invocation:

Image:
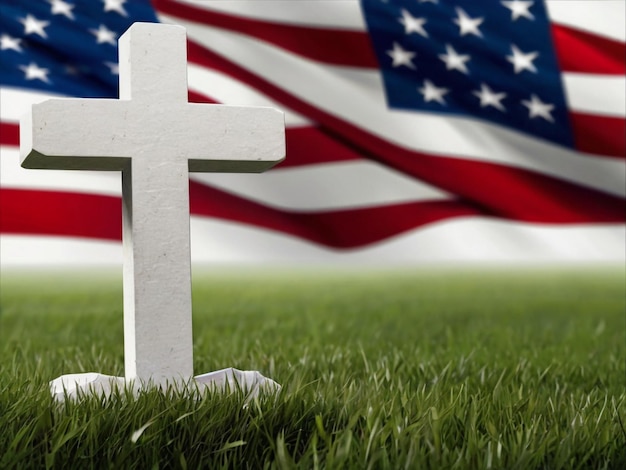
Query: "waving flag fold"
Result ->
[[1, 0, 624, 264]]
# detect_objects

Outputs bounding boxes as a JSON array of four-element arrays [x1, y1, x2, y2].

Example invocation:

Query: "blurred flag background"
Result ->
[[1, 0, 624, 266]]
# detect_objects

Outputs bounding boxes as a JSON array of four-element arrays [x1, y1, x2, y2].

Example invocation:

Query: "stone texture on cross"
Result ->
[[20, 22, 284, 394]]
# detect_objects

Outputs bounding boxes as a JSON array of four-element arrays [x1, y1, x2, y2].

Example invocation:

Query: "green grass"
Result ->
[[0, 267, 625, 469]]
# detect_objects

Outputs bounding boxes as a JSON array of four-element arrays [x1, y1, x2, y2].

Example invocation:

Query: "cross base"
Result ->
[[50, 370, 281, 403]]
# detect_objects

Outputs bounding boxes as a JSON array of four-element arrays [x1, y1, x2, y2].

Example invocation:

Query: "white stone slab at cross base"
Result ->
[[50, 369, 280, 403], [20, 22, 285, 401]]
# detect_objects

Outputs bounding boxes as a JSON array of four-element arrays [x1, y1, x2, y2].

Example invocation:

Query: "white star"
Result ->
[[103, 0, 128, 17], [387, 42, 417, 69], [501, 1, 535, 21], [90, 24, 117, 45], [398, 9, 428, 37], [0, 34, 23, 52], [19, 15, 50, 39], [49, 0, 75, 20], [419, 79, 449, 105], [105, 61, 120, 75], [522, 94, 555, 122], [473, 83, 507, 111], [438, 44, 471, 74], [453, 8, 484, 37], [19, 62, 51, 83], [507, 44, 539, 73]]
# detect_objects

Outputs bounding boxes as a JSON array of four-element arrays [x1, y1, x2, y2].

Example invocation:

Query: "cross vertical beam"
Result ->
[[122, 155, 194, 383], [119, 24, 193, 384], [118, 22, 187, 102]]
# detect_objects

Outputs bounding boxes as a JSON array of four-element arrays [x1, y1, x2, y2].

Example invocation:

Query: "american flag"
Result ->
[[1, 0, 624, 265]]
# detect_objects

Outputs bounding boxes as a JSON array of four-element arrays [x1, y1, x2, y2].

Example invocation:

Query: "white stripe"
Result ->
[[164, 0, 368, 30], [563, 74, 626, 117], [166, 18, 626, 197], [1, 147, 121, 196], [187, 65, 310, 127], [546, 0, 626, 41], [0, 87, 65, 122], [2, 146, 450, 210], [192, 160, 451, 210], [0, 76, 313, 128], [0, 236, 123, 267], [2, 220, 624, 266], [165, 0, 626, 42]]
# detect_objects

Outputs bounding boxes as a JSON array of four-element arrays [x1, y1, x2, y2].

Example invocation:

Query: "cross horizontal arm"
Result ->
[[21, 99, 285, 173], [21, 99, 132, 171], [184, 105, 285, 173]]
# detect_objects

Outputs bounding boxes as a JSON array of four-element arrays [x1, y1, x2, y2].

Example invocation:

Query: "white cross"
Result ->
[[20, 23, 285, 387]]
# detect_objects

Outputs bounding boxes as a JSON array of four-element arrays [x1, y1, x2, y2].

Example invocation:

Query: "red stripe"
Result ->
[[280, 126, 362, 168], [189, 182, 476, 247], [0, 187, 473, 247], [153, 0, 378, 68], [281, 115, 625, 168], [0, 189, 121, 241], [0, 123, 19, 146], [2, 169, 623, 249], [322, 112, 625, 224], [552, 25, 626, 75], [570, 112, 626, 158], [336, 126, 625, 223], [188, 174, 624, 244], [188, 89, 218, 104]]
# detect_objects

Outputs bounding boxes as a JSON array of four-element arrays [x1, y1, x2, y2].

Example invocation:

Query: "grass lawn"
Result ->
[[0, 267, 625, 469]]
